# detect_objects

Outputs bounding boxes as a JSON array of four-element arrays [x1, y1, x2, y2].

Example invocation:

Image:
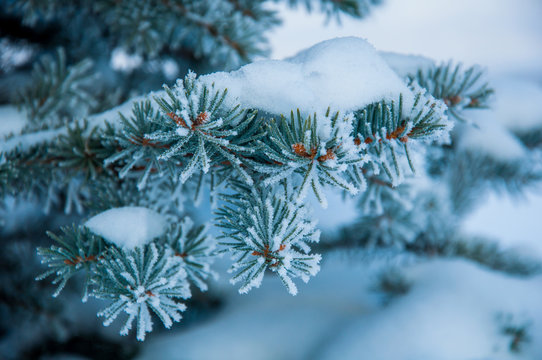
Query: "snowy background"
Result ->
[[135, 1, 542, 359]]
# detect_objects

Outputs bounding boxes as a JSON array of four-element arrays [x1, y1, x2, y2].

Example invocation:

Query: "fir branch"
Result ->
[[285, 0, 382, 20], [92, 243, 191, 341], [54, 120, 113, 180], [85, 174, 186, 221], [412, 62, 493, 120], [496, 313, 533, 353], [104, 100, 174, 190], [93, 0, 274, 65], [444, 236, 542, 276], [255, 109, 363, 207], [216, 181, 321, 295], [147, 71, 260, 185], [447, 150, 542, 214], [18, 48, 97, 130], [166, 217, 216, 291], [36, 225, 107, 299], [0, 143, 57, 199], [353, 90, 450, 183], [1, 119, 118, 214], [159, 0, 272, 63], [5, 0, 77, 26]]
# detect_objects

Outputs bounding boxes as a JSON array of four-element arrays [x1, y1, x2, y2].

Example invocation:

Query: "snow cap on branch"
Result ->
[[202, 37, 413, 116], [85, 207, 168, 250]]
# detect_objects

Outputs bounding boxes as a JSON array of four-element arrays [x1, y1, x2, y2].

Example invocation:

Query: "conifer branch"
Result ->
[[412, 62, 493, 120], [216, 181, 321, 295], [92, 243, 191, 341], [18, 48, 97, 130]]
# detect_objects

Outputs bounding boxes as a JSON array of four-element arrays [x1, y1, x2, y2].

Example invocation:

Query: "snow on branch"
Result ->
[[201, 37, 413, 117], [13, 36, 466, 340]]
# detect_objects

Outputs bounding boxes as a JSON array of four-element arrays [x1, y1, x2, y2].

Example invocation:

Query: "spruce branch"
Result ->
[[1, 119, 118, 214], [447, 150, 542, 213], [166, 217, 216, 291], [94, 0, 274, 65], [255, 109, 363, 207], [216, 181, 321, 295], [497, 313, 533, 353], [353, 89, 450, 183], [86, 175, 187, 221], [104, 100, 174, 190], [441, 236, 542, 277], [148, 71, 260, 185], [18, 48, 97, 130], [36, 225, 107, 299], [6, 0, 76, 25], [412, 62, 493, 120], [54, 120, 113, 180], [285, 0, 382, 20], [0, 143, 58, 200], [92, 243, 191, 341]]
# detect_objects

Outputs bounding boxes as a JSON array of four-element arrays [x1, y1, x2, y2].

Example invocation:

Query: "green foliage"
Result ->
[[373, 266, 412, 305], [149, 72, 261, 185], [4, 31, 539, 345], [6, 0, 75, 25], [54, 121, 113, 180], [512, 126, 542, 149], [10, 0, 539, 349], [442, 236, 542, 276], [18, 48, 97, 130], [286, 0, 382, 20], [0, 143, 57, 199], [256, 109, 363, 207], [36, 225, 107, 298], [166, 218, 216, 291], [92, 243, 191, 341], [353, 90, 449, 183], [496, 313, 532, 353], [412, 62, 493, 120], [216, 181, 321, 295], [104, 101, 174, 190], [94, 0, 274, 65], [34, 214, 213, 341], [446, 150, 542, 214]]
